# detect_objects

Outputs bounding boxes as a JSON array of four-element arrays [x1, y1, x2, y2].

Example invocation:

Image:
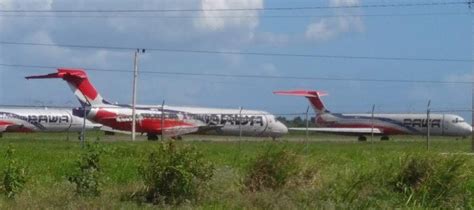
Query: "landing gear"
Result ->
[[171, 135, 183, 140], [104, 131, 115, 136], [380, 136, 390, 141], [147, 134, 159, 141], [358, 136, 367, 141]]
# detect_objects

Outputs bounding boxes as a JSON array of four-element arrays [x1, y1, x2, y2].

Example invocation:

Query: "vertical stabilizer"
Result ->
[[26, 68, 107, 106], [273, 90, 329, 114]]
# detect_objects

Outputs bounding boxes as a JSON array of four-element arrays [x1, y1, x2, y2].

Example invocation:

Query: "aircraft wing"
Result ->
[[0, 121, 13, 132], [195, 125, 225, 134], [289, 127, 382, 134], [162, 126, 200, 137], [99, 118, 206, 137], [0, 125, 8, 132], [100, 125, 200, 136], [100, 126, 132, 135], [0, 124, 32, 132]]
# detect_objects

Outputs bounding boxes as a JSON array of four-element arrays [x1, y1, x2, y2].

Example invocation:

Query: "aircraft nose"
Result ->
[[274, 121, 288, 136], [465, 123, 472, 135]]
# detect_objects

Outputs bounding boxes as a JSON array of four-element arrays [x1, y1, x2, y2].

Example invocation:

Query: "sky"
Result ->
[[0, 0, 472, 122]]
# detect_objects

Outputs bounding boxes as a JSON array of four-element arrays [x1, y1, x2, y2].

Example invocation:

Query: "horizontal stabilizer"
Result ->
[[274, 89, 329, 113], [25, 68, 88, 80], [289, 127, 382, 134], [26, 68, 105, 106], [273, 90, 328, 98]]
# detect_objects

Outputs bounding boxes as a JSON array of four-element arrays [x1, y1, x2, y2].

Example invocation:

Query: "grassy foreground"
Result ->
[[0, 132, 473, 209]]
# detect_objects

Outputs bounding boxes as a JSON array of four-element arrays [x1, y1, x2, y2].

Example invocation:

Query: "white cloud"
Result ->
[[254, 32, 289, 46], [305, 0, 364, 41], [330, 0, 359, 7], [0, 0, 53, 30], [446, 72, 473, 83], [0, 0, 52, 9], [0, 0, 278, 105], [194, 0, 262, 31], [305, 19, 336, 41], [260, 63, 278, 76]]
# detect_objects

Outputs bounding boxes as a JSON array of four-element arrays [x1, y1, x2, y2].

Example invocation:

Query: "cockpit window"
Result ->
[[452, 118, 465, 123]]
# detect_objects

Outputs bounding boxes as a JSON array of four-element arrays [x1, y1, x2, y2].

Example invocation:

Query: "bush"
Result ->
[[393, 156, 434, 194], [1, 145, 27, 198], [138, 141, 214, 205], [243, 148, 300, 192], [391, 154, 473, 208], [68, 141, 104, 197]]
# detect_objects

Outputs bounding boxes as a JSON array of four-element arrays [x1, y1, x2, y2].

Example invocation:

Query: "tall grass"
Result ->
[[0, 133, 472, 208], [136, 141, 214, 205], [392, 154, 473, 208]]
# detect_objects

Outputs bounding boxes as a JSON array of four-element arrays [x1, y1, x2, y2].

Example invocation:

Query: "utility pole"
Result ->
[[131, 49, 145, 141], [305, 106, 310, 143], [427, 100, 431, 150], [470, 1, 474, 152], [239, 106, 243, 141], [371, 104, 375, 143], [161, 100, 165, 141], [81, 106, 87, 148], [305, 106, 310, 153], [469, 0, 474, 152]]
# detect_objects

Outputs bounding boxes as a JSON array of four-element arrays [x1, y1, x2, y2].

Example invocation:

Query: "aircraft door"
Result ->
[[261, 114, 270, 136], [442, 114, 448, 135]]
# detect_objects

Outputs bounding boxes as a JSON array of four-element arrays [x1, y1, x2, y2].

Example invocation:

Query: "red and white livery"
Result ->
[[27, 68, 288, 140], [0, 106, 101, 137], [274, 90, 472, 140]]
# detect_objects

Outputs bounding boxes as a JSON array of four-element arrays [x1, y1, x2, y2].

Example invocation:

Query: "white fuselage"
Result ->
[[0, 107, 101, 133], [318, 113, 472, 136], [166, 105, 288, 137], [80, 104, 288, 138]]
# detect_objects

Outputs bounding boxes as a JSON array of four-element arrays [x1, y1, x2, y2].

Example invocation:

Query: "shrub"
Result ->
[[393, 156, 434, 194], [138, 141, 214, 205], [391, 154, 472, 208], [1, 145, 27, 198], [243, 148, 299, 192], [68, 141, 104, 197]]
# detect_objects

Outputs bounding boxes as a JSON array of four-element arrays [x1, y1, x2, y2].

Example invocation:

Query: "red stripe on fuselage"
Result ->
[[0, 121, 13, 126], [93, 109, 195, 134], [93, 109, 117, 121], [0, 121, 34, 132]]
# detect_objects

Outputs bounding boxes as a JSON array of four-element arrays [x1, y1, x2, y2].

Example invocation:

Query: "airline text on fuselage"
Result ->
[[403, 119, 441, 128], [0, 113, 69, 124]]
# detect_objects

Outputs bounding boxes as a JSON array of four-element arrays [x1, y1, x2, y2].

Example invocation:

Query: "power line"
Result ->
[[0, 12, 469, 19], [0, 1, 469, 13], [1, 41, 472, 63], [0, 104, 471, 114], [0, 63, 471, 85]]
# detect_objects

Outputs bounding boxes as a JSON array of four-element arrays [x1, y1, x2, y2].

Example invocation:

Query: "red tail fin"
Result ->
[[273, 90, 329, 114], [26, 68, 106, 106]]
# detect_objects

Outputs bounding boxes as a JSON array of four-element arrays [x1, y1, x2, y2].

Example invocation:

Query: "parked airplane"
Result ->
[[0, 106, 101, 137], [274, 90, 472, 140], [26, 68, 288, 140]]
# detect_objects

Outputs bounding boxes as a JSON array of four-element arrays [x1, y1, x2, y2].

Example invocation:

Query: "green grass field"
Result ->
[[0, 132, 473, 209]]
